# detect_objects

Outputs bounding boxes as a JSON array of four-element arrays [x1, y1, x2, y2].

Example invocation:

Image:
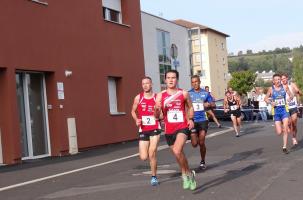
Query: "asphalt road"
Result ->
[[0, 119, 303, 200]]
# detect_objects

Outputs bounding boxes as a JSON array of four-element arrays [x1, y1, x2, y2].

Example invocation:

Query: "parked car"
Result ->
[[210, 99, 254, 121]]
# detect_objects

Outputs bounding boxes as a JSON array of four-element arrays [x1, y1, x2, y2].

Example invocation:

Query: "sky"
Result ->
[[140, 0, 303, 54]]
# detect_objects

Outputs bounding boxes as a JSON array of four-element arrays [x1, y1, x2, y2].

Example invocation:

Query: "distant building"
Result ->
[[256, 70, 275, 81], [173, 19, 230, 99], [141, 12, 191, 92]]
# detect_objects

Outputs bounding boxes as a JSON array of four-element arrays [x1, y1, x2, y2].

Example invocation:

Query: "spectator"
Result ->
[[257, 88, 268, 121]]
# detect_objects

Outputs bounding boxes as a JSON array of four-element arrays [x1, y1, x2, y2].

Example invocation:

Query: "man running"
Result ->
[[224, 90, 242, 137], [154, 70, 197, 191], [281, 73, 302, 146], [204, 86, 222, 128], [131, 77, 161, 186], [189, 76, 213, 170], [265, 74, 293, 154]]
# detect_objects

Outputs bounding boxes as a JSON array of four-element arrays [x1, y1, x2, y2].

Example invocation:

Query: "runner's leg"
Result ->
[[231, 115, 239, 136], [170, 133, 190, 175], [139, 140, 149, 161], [290, 113, 298, 145], [149, 135, 160, 177], [198, 130, 206, 161]]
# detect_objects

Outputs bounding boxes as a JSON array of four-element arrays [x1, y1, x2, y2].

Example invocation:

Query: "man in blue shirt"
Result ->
[[189, 75, 213, 169]]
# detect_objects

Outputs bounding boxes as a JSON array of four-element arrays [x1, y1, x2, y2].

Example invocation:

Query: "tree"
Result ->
[[292, 49, 303, 92], [246, 49, 253, 55], [228, 71, 257, 96]]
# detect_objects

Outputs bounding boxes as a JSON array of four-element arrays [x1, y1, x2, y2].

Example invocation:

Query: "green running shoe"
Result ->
[[189, 170, 197, 191], [182, 174, 190, 190]]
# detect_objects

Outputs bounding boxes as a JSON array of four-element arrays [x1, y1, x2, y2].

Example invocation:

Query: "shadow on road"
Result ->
[[194, 148, 264, 173], [193, 162, 265, 194]]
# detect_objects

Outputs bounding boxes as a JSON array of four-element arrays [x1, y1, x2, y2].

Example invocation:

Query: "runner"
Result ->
[[265, 74, 294, 154], [281, 73, 302, 146], [189, 77, 213, 170], [154, 69, 197, 191], [204, 86, 222, 128], [131, 77, 161, 186], [224, 90, 242, 137]]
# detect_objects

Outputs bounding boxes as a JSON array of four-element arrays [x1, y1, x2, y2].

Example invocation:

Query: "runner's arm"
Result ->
[[223, 96, 228, 112], [184, 90, 194, 130], [131, 95, 141, 126], [285, 85, 294, 101], [154, 92, 162, 119], [292, 82, 302, 96], [265, 87, 274, 106]]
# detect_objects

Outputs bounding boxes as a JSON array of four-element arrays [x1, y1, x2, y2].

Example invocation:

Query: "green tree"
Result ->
[[292, 49, 303, 92], [228, 71, 257, 96]]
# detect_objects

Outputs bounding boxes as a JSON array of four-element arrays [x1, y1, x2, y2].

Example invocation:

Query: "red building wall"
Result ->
[[0, 0, 144, 164]]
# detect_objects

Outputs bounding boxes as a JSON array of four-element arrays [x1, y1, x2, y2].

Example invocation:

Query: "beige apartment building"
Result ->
[[174, 20, 230, 99]]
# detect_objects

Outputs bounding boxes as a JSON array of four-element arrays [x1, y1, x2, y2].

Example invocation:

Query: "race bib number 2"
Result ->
[[167, 111, 184, 123], [193, 102, 204, 111], [142, 116, 156, 126]]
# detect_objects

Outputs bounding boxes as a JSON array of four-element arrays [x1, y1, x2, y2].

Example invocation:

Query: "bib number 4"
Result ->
[[167, 111, 184, 123]]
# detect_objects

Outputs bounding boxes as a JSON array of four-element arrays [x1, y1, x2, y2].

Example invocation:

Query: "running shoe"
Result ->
[[189, 170, 197, 191], [218, 124, 222, 128], [282, 147, 289, 154], [292, 138, 298, 146], [182, 174, 190, 190], [199, 160, 207, 170], [150, 176, 159, 186]]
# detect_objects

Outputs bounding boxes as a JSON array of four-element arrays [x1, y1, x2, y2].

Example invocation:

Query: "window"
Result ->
[[102, 0, 122, 23], [108, 77, 124, 114], [221, 42, 225, 50], [157, 30, 171, 88], [103, 7, 121, 23]]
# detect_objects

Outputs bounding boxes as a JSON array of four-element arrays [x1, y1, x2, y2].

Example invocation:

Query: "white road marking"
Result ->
[[0, 127, 233, 192]]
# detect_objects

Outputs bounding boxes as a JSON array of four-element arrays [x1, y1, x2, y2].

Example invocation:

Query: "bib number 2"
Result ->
[[142, 116, 156, 126]]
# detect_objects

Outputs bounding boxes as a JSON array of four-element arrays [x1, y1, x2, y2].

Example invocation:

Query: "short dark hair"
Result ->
[[142, 76, 152, 82], [165, 69, 179, 80], [205, 86, 209, 89], [191, 75, 200, 81], [225, 91, 231, 95], [273, 73, 281, 78], [281, 73, 289, 78]]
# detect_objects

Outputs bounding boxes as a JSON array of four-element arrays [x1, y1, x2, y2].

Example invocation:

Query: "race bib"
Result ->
[[167, 110, 184, 123], [193, 102, 204, 111], [275, 98, 285, 106], [288, 97, 297, 108], [230, 105, 238, 111], [142, 116, 156, 126]]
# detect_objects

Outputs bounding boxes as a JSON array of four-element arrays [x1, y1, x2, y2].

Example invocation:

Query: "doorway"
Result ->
[[16, 72, 50, 159]]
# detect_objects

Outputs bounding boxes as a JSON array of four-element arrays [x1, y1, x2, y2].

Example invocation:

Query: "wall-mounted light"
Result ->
[[65, 70, 72, 77]]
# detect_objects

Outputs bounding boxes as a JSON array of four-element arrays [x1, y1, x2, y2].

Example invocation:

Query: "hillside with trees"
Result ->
[[228, 46, 303, 75], [228, 45, 303, 94]]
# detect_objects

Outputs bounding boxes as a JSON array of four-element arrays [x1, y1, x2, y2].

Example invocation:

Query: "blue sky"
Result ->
[[140, 0, 303, 54]]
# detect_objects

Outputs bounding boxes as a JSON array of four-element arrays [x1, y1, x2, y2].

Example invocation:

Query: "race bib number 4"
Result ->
[[230, 105, 238, 111], [142, 116, 156, 126], [193, 102, 204, 111], [275, 98, 285, 106], [167, 110, 184, 123]]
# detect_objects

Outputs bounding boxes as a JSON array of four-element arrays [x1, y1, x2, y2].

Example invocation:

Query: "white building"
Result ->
[[141, 12, 191, 92]]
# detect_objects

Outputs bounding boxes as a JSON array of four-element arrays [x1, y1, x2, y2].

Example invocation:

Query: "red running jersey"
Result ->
[[137, 93, 161, 132], [161, 89, 188, 134]]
